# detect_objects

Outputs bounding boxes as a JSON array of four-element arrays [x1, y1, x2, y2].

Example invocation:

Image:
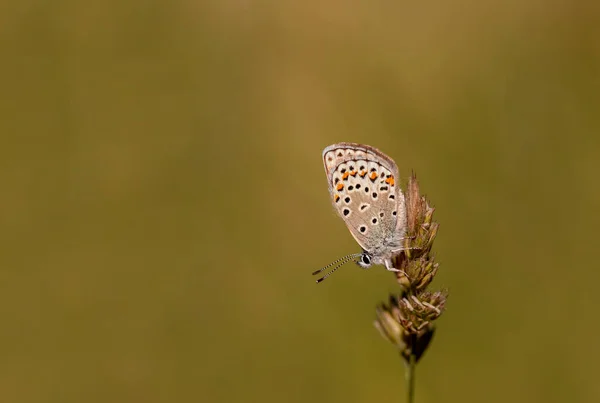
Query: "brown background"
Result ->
[[1, 1, 599, 402]]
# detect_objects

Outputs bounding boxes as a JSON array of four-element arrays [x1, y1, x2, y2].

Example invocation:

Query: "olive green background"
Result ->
[[1, 1, 599, 402]]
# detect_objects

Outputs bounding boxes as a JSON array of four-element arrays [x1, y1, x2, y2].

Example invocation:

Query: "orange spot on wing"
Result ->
[[359, 171, 367, 177], [385, 176, 395, 186], [334, 195, 340, 202], [342, 172, 350, 180], [350, 171, 357, 177], [336, 183, 344, 191], [369, 172, 378, 180]]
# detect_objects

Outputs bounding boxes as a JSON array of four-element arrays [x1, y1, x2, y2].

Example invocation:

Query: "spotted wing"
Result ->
[[322, 143, 406, 254]]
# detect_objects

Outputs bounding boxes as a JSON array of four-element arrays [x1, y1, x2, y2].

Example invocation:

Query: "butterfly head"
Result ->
[[356, 251, 373, 269]]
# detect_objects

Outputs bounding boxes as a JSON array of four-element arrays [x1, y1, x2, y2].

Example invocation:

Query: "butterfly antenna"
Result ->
[[314, 254, 361, 283], [312, 253, 361, 275]]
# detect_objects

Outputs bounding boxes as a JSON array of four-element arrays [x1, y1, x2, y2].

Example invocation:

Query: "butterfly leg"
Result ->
[[384, 259, 401, 272]]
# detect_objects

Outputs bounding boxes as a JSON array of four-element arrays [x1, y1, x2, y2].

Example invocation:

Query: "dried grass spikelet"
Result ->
[[374, 173, 447, 363]]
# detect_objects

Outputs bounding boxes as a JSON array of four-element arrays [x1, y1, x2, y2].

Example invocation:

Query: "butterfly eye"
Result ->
[[362, 254, 371, 265]]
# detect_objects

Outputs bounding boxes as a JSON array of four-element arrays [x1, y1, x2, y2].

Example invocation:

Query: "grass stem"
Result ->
[[406, 353, 416, 403]]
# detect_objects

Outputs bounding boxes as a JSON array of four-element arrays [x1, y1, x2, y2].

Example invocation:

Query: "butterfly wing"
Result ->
[[322, 143, 406, 255]]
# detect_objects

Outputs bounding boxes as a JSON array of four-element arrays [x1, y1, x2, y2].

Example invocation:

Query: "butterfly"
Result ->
[[313, 143, 407, 283]]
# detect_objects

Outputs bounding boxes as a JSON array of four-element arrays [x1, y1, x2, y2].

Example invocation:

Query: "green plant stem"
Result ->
[[405, 353, 416, 403]]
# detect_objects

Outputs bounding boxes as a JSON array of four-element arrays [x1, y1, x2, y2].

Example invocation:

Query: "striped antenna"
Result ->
[[313, 253, 361, 283]]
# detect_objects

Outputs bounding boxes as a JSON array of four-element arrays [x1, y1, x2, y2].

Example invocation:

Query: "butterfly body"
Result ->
[[316, 143, 407, 281]]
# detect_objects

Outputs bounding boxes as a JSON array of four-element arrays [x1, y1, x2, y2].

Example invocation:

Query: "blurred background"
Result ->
[[1, 1, 599, 402]]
